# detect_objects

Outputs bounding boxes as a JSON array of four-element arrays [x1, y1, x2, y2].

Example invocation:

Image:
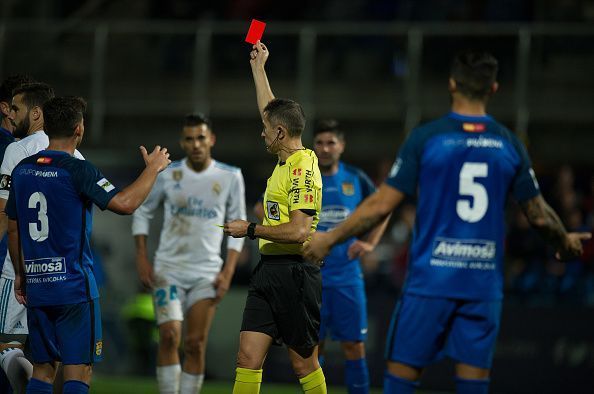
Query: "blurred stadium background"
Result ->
[[2, 0, 594, 393]]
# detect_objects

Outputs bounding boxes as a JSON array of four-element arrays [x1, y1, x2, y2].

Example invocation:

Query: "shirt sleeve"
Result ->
[[70, 160, 120, 210], [225, 170, 247, 252], [509, 136, 541, 202], [0, 142, 27, 201], [357, 168, 376, 200], [384, 131, 421, 196], [131, 172, 166, 236], [288, 155, 320, 212], [5, 185, 17, 220]]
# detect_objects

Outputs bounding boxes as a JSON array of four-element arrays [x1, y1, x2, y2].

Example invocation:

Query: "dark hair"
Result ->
[[12, 82, 55, 110], [0, 74, 35, 103], [184, 113, 212, 129], [263, 98, 306, 137], [313, 118, 344, 140], [43, 96, 87, 139], [450, 50, 498, 101]]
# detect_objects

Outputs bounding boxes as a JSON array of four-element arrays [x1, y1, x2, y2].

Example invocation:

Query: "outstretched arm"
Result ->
[[520, 194, 591, 260], [250, 40, 274, 116]]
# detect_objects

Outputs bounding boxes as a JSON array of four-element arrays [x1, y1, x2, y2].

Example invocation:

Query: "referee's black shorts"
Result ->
[[241, 254, 322, 349]]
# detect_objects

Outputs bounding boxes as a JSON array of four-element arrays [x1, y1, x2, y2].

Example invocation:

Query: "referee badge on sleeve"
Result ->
[[266, 201, 280, 220]]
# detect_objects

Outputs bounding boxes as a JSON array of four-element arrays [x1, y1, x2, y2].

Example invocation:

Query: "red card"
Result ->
[[245, 19, 266, 44]]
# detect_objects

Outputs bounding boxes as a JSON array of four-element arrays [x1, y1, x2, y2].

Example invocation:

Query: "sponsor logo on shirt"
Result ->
[[466, 136, 503, 149], [432, 237, 496, 261], [303, 194, 314, 203], [18, 169, 58, 178], [24, 257, 67, 276], [341, 182, 354, 196], [96, 177, 115, 192], [266, 201, 280, 220], [319, 205, 350, 227], [292, 168, 302, 176]]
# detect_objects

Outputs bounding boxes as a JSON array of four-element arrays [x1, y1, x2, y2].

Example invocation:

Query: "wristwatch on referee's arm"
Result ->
[[247, 222, 257, 240]]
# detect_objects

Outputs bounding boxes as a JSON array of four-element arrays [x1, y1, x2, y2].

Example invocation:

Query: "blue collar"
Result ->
[[447, 111, 493, 122]]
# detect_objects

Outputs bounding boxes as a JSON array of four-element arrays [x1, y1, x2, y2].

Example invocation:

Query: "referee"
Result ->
[[224, 40, 326, 394]]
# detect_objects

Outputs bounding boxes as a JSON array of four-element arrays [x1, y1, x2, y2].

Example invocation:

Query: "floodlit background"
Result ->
[[2, 1, 594, 393]]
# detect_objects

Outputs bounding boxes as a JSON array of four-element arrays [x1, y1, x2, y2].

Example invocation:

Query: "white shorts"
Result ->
[[0, 277, 27, 336], [152, 273, 216, 326]]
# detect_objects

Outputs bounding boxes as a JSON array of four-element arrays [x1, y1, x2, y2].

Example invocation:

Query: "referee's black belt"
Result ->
[[260, 254, 303, 263]]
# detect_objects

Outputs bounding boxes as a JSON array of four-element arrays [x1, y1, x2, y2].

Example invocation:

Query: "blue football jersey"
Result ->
[[5, 150, 119, 307], [386, 112, 540, 301], [317, 162, 375, 287], [0, 127, 15, 272]]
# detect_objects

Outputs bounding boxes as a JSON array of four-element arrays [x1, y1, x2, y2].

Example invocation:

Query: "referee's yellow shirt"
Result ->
[[259, 148, 322, 255]]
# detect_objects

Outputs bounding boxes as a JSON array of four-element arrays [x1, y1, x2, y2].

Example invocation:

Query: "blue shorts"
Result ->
[[319, 285, 367, 342], [27, 300, 103, 365], [386, 293, 502, 369]]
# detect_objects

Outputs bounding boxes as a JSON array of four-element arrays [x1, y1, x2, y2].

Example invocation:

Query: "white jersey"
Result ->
[[0, 130, 84, 279], [132, 158, 246, 286]]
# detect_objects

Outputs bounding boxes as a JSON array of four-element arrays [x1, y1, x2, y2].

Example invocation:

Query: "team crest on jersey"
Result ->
[[212, 182, 221, 196], [96, 178, 115, 192], [266, 201, 280, 220], [341, 182, 354, 196], [0, 174, 10, 191], [95, 340, 103, 356], [172, 170, 183, 189]]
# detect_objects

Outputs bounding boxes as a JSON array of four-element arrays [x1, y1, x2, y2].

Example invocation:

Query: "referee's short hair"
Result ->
[[263, 98, 305, 138], [450, 50, 498, 101], [12, 82, 54, 110], [43, 96, 87, 139]]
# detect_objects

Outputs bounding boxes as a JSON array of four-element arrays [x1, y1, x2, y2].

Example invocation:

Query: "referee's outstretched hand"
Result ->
[[140, 145, 171, 173], [250, 40, 269, 69], [556, 232, 592, 261]]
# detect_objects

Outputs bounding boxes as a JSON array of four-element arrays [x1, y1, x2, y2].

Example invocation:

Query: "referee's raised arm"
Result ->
[[250, 40, 274, 117]]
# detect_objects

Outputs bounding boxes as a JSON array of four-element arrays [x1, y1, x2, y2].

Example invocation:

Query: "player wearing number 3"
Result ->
[[6, 96, 171, 394], [305, 51, 591, 394]]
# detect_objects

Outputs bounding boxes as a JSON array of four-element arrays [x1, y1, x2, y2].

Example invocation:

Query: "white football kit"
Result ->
[[0, 130, 83, 336], [132, 158, 246, 324]]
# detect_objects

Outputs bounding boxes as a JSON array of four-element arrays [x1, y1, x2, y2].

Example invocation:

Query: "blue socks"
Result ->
[[345, 358, 369, 394], [26, 378, 52, 394], [63, 380, 90, 394], [455, 377, 489, 394], [383, 372, 419, 394]]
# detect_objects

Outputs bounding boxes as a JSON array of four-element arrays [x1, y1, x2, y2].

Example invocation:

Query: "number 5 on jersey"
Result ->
[[457, 162, 488, 223]]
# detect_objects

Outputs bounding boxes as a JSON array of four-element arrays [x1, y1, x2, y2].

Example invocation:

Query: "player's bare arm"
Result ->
[[214, 249, 240, 303], [7, 218, 26, 305], [250, 40, 275, 116], [225, 210, 313, 244], [134, 234, 155, 289], [305, 184, 404, 262], [520, 194, 591, 260], [347, 213, 392, 259], [108, 145, 171, 215]]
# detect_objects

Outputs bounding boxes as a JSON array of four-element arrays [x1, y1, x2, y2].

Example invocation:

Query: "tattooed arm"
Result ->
[[520, 195, 591, 260]]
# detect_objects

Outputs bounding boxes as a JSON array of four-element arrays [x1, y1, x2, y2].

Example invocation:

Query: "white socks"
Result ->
[[180, 371, 204, 394], [156, 364, 181, 394], [0, 347, 32, 393]]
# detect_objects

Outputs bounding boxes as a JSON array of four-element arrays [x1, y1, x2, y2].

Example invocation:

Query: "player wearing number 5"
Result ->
[[305, 51, 591, 394], [6, 96, 171, 394]]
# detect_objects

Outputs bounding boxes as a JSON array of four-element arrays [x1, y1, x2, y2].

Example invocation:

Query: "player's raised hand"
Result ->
[[14, 273, 26, 305], [140, 145, 171, 172], [250, 40, 269, 69], [556, 232, 592, 261], [303, 231, 332, 265]]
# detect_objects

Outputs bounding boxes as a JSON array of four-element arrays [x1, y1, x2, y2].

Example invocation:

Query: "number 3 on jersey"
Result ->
[[29, 192, 49, 242], [456, 162, 488, 223]]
